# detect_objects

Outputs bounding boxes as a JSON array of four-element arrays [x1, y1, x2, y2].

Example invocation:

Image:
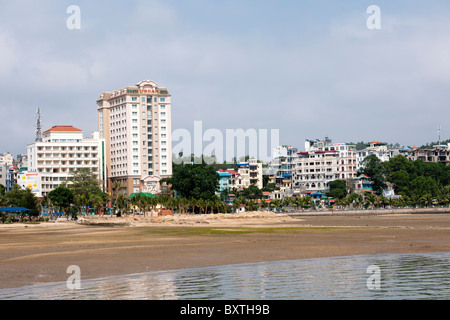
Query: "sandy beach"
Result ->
[[1, 211, 450, 290]]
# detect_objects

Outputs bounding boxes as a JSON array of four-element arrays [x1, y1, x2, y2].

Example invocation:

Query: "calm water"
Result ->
[[1, 252, 450, 300]]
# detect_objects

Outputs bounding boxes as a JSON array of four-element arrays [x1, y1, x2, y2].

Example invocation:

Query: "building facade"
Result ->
[[0, 153, 13, 166], [293, 138, 357, 193], [400, 144, 450, 166], [356, 141, 398, 170], [97, 80, 172, 199], [234, 159, 263, 189], [27, 126, 106, 197]]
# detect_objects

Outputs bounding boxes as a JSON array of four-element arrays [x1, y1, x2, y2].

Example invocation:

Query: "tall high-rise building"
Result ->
[[97, 80, 172, 199]]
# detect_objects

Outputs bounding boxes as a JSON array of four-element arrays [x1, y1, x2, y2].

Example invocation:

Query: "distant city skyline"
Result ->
[[1, 0, 449, 156]]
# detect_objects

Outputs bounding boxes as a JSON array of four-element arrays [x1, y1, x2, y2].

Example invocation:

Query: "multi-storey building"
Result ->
[[0, 153, 13, 166], [293, 138, 357, 193], [27, 125, 106, 197], [400, 144, 450, 166], [217, 169, 241, 191], [267, 145, 297, 190], [0, 162, 6, 187], [356, 141, 398, 170], [97, 80, 172, 199], [234, 159, 263, 189]]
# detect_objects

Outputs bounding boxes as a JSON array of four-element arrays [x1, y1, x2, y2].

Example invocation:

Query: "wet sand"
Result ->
[[1, 212, 450, 290]]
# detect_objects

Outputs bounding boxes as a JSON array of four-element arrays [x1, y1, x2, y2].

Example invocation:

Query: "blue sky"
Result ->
[[1, 0, 449, 157]]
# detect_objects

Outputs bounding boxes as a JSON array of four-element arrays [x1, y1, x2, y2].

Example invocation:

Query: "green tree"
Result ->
[[164, 161, 219, 200], [327, 179, 347, 199], [116, 194, 127, 216], [48, 186, 74, 214], [242, 185, 263, 200], [5, 185, 40, 216], [63, 168, 107, 215], [359, 154, 387, 194]]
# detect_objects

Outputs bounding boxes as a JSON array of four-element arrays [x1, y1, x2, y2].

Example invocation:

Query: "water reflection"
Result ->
[[1, 252, 450, 300]]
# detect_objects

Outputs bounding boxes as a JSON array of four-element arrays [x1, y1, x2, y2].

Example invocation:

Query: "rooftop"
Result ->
[[43, 126, 82, 134]]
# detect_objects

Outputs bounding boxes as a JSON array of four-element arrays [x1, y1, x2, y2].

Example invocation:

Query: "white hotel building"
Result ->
[[97, 80, 172, 199], [27, 126, 106, 197], [292, 138, 357, 193]]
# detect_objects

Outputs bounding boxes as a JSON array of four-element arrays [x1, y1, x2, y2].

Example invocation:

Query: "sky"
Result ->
[[1, 0, 449, 160]]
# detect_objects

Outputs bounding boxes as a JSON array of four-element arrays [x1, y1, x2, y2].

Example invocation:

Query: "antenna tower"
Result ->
[[35, 108, 43, 142]]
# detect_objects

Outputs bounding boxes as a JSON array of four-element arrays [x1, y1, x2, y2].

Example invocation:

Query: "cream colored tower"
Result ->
[[97, 80, 172, 199]]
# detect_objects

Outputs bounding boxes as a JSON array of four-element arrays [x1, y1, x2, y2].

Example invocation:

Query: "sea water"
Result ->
[[1, 252, 450, 300]]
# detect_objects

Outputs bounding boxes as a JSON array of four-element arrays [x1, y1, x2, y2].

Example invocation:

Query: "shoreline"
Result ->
[[1, 211, 450, 290]]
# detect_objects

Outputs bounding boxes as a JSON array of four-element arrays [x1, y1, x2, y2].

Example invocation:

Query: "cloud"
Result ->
[[0, 1, 450, 156]]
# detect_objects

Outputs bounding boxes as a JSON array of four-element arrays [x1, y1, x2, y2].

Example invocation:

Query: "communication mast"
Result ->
[[438, 125, 441, 146], [35, 107, 43, 142]]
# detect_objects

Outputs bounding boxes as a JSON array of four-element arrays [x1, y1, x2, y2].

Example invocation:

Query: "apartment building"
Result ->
[[356, 141, 398, 170], [400, 144, 450, 166], [267, 145, 297, 190], [27, 126, 106, 197], [0, 162, 6, 187], [217, 169, 241, 191], [97, 80, 172, 199], [234, 159, 263, 189], [293, 138, 357, 193], [0, 153, 13, 166]]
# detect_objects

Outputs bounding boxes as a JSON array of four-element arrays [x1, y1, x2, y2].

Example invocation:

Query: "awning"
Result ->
[[128, 193, 156, 199], [0, 207, 32, 212]]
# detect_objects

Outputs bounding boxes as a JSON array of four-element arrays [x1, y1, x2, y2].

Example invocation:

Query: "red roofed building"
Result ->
[[43, 125, 82, 134], [27, 125, 106, 197]]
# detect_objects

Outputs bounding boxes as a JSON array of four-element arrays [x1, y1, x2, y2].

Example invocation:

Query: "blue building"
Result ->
[[217, 171, 232, 193]]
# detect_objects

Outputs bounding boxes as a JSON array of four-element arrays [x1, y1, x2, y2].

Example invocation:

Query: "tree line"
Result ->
[[326, 154, 450, 209]]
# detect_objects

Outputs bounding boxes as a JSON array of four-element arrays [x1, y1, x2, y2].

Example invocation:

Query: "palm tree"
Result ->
[[129, 194, 141, 216], [232, 198, 240, 213], [139, 195, 152, 217], [282, 197, 291, 211], [364, 193, 376, 209], [92, 193, 106, 215], [247, 200, 258, 212], [421, 193, 433, 208], [292, 197, 302, 211], [116, 194, 127, 217], [113, 180, 123, 194], [374, 195, 382, 209], [189, 198, 198, 214], [270, 198, 282, 211], [197, 199, 206, 214], [180, 197, 189, 214], [301, 196, 313, 210], [157, 195, 169, 214], [149, 196, 158, 216], [379, 195, 389, 208], [260, 199, 269, 211], [211, 197, 221, 214]]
